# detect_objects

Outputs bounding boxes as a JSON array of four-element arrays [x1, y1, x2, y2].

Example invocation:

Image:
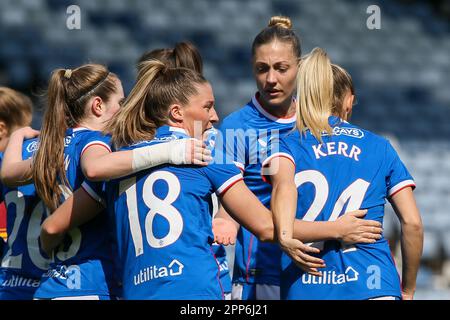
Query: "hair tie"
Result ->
[[64, 69, 73, 79]]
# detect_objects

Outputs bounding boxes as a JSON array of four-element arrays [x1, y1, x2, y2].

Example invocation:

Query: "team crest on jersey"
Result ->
[[26, 140, 39, 153], [332, 127, 364, 139], [64, 136, 73, 146]]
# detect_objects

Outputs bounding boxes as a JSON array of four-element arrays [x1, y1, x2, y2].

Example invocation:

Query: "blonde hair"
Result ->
[[296, 48, 356, 142], [33, 64, 118, 212], [268, 16, 292, 29], [104, 59, 207, 149], [296, 48, 333, 142], [252, 15, 301, 58]]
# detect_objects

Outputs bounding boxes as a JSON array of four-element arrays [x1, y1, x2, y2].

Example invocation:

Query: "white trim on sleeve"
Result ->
[[216, 174, 243, 196], [261, 152, 295, 169], [388, 179, 416, 197], [233, 161, 245, 172], [81, 181, 106, 207], [81, 141, 111, 155]]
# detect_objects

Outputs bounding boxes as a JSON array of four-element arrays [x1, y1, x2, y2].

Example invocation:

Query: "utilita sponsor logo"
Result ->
[[134, 259, 184, 286], [302, 267, 359, 285], [1, 275, 40, 288]]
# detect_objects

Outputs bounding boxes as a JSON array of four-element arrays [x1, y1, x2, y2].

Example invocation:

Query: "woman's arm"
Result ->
[[389, 187, 423, 300], [80, 138, 212, 182], [268, 157, 327, 274], [0, 126, 39, 187], [40, 187, 103, 256], [219, 179, 325, 275], [292, 211, 381, 244], [265, 157, 382, 244]]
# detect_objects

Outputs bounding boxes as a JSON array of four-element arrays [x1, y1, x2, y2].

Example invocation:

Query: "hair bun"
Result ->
[[268, 16, 292, 29]]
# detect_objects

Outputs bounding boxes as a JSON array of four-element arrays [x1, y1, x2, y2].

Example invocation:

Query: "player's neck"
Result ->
[[76, 119, 103, 131], [258, 95, 296, 119]]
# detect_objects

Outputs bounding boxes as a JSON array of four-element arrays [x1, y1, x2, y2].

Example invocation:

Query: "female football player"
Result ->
[[263, 48, 423, 300], [216, 15, 383, 300], [1, 63, 208, 299], [0, 87, 40, 300], [45, 58, 381, 299]]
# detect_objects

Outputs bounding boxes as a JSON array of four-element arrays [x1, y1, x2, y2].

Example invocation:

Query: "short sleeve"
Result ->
[[260, 134, 296, 184], [80, 132, 112, 157], [204, 145, 243, 196], [384, 141, 415, 197], [81, 180, 106, 207]]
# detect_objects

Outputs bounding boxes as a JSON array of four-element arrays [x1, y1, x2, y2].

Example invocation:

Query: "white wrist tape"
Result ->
[[131, 139, 187, 173]]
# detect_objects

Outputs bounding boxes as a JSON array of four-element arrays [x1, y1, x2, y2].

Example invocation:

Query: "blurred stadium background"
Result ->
[[0, 0, 449, 299]]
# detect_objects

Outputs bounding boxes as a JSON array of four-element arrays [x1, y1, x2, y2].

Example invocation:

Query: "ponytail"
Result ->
[[296, 47, 333, 142], [137, 41, 204, 75], [106, 59, 207, 149], [33, 69, 71, 212], [105, 60, 166, 148], [33, 64, 117, 212]]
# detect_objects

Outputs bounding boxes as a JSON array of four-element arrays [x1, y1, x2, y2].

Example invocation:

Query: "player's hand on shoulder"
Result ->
[[12, 126, 40, 140], [169, 138, 212, 166]]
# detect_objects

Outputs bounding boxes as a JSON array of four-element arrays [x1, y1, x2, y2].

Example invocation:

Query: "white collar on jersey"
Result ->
[[169, 126, 189, 135], [72, 127, 90, 132], [252, 94, 297, 124]]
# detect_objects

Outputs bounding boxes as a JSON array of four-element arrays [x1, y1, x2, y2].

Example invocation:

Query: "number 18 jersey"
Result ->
[[106, 126, 243, 300]]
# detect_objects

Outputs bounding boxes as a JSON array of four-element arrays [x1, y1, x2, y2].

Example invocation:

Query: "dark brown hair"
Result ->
[[331, 64, 355, 119], [137, 41, 203, 75]]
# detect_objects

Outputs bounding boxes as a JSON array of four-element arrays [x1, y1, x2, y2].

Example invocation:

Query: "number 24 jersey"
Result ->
[[263, 116, 415, 300]]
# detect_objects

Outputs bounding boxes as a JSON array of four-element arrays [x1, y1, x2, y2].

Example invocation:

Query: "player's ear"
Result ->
[[343, 92, 354, 119], [0, 121, 8, 140], [90, 96, 104, 117], [168, 103, 184, 123], [0, 121, 10, 152]]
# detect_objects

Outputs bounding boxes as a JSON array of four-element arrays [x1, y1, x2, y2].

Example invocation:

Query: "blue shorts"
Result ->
[[231, 283, 280, 300]]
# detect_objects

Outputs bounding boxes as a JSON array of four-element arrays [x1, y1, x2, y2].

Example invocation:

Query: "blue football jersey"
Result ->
[[34, 128, 115, 299], [218, 93, 296, 286], [212, 243, 232, 294], [263, 116, 415, 300], [0, 139, 51, 300], [207, 127, 232, 295], [105, 125, 243, 300]]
